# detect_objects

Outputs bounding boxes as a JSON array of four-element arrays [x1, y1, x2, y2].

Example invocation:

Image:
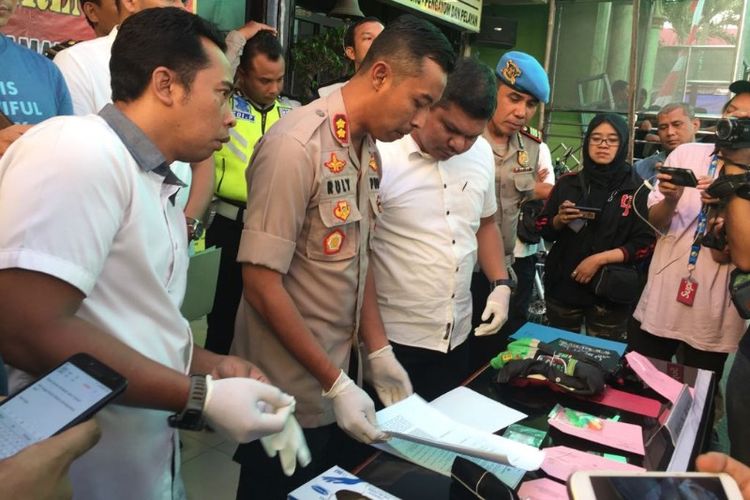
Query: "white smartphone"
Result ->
[[0, 353, 127, 459], [568, 470, 743, 500]]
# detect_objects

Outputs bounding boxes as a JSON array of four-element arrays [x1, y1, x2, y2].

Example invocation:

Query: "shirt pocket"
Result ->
[[512, 171, 536, 193], [306, 196, 362, 261]]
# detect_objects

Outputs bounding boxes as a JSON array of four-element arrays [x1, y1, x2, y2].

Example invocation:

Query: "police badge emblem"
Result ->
[[501, 59, 522, 85], [517, 150, 529, 168]]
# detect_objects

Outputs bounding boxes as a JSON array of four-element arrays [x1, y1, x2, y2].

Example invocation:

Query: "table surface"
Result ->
[[354, 354, 715, 499]]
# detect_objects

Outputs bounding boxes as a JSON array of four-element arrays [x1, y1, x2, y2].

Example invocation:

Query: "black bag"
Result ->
[[592, 264, 641, 304], [517, 198, 544, 244], [450, 457, 518, 500]]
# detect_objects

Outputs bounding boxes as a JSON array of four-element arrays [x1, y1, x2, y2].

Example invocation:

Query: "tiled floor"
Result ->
[[181, 428, 239, 500], [184, 318, 239, 500]]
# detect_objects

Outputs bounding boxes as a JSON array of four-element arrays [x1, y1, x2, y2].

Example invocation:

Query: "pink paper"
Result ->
[[541, 445, 645, 482], [625, 351, 685, 404], [548, 406, 645, 455], [587, 385, 662, 418], [517, 478, 568, 500]]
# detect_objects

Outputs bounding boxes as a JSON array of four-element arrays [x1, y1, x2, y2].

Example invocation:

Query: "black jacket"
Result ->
[[536, 169, 655, 307]]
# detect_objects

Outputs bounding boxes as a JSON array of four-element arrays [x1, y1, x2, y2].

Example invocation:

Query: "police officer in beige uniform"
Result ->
[[469, 51, 550, 372], [231, 16, 456, 498]]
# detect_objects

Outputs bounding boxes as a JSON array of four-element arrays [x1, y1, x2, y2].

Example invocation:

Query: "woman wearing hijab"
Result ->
[[536, 113, 655, 340]]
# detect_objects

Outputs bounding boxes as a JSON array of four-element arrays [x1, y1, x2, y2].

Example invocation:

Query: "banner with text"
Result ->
[[386, 0, 482, 33]]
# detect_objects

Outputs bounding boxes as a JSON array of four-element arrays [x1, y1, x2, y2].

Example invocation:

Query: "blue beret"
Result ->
[[495, 51, 550, 104]]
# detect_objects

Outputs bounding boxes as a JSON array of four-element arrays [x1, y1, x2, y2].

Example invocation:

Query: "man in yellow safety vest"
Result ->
[[206, 29, 293, 354]]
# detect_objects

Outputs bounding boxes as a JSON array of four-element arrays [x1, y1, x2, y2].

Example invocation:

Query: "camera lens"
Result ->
[[717, 118, 735, 141]]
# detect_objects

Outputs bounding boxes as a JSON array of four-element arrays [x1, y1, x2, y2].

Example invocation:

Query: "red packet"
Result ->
[[676, 277, 698, 306]]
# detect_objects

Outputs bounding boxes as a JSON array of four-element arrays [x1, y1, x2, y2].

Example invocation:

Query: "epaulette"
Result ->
[[44, 39, 80, 60], [520, 126, 543, 143]]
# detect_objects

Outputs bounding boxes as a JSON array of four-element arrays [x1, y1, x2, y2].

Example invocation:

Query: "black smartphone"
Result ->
[[657, 166, 699, 187], [0, 110, 13, 130], [574, 205, 602, 220], [0, 353, 127, 459]]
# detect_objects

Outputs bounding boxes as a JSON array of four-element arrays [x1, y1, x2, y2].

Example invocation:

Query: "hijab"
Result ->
[[580, 113, 632, 209]]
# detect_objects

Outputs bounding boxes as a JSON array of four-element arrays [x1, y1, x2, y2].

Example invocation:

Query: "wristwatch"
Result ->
[[186, 216, 204, 242], [490, 278, 516, 291], [168, 374, 208, 431]]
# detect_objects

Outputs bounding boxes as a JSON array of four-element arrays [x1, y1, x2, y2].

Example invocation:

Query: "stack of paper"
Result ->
[[375, 392, 544, 489]]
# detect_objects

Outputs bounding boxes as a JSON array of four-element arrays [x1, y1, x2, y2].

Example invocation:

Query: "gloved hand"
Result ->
[[203, 375, 294, 443], [474, 285, 511, 336], [260, 415, 312, 476], [363, 345, 413, 407], [322, 370, 388, 444]]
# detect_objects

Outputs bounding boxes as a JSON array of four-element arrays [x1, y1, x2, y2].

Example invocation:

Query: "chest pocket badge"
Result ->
[[306, 197, 362, 261]]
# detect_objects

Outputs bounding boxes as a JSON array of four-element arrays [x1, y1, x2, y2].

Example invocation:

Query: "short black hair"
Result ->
[[343, 16, 383, 49], [359, 14, 455, 78], [110, 7, 226, 103], [239, 29, 284, 72], [437, 57, 496, 120]]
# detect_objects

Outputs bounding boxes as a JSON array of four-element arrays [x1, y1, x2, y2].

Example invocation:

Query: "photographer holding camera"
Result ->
[[628, 83, 747, 402], [701, 82, 750, 466]]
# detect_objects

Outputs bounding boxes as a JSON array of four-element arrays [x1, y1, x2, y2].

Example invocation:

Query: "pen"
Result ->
[[462, 181, 468, 191]]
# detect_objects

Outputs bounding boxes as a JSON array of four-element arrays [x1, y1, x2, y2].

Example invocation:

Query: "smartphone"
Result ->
[[574, 205, 602, 220], [657, 166, 699, 187], [568, 471, 743, 500], [0, 110, 13, 130], [0, 353, 127, 459]]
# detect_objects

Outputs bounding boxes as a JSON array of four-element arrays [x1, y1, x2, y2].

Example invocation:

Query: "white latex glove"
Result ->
[[322, 370, 388, 444], [260, 415, 312, 476], [473, 285, 511, 336], [203, 375, 294, 443], [363, 345, 413, 407]]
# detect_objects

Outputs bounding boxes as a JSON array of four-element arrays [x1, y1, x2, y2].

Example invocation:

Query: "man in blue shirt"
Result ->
[[0, 0, 72, 156], [634, 102, 699, 182]]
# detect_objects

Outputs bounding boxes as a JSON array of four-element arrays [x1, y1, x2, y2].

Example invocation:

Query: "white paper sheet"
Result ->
[[430, 387, 527, 433], [376, 395, 544, 471]]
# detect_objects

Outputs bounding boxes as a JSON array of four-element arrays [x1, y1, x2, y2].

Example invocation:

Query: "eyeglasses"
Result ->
[[589, 136, 620, 146]]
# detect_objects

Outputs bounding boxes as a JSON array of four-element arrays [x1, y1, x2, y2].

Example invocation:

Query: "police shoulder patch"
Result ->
[[520, 126, 543, 143]]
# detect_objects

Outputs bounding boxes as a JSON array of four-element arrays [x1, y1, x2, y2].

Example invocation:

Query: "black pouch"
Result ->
[[450, 457, 518, 500], [517, 199, 545, 244], [592, 264, 641, 304]]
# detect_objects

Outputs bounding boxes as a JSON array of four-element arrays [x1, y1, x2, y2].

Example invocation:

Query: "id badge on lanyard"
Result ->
[[676, 155, 718, 306]]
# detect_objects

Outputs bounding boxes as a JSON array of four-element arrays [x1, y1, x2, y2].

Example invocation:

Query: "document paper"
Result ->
[[375, 395, 544, 488], [429, 386, 526, 433]]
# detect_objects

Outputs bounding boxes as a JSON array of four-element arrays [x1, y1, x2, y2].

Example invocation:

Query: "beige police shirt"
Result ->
[[231, 88, 381, 428], [483, 129, 540, 257]]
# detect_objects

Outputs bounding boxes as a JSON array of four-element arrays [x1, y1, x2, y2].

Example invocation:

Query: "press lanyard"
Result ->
[[687, 155, 719, 272]]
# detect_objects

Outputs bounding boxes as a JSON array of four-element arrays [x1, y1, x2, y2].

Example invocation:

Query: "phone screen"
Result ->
[[591, 476, 730, 500], [0, 362, 113, 459]]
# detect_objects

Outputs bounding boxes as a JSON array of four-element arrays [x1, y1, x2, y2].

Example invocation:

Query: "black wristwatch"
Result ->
[[168, 374, 208, 431], [490, 278, 516, 291], [186, 216, 204, 242]]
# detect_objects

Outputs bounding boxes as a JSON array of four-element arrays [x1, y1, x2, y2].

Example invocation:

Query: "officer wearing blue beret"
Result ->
[[469, 51, 552, 371]]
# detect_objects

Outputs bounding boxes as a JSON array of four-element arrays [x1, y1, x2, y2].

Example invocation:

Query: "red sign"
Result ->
[[4, 2, 94, 55], [3, 1, 196, 55]]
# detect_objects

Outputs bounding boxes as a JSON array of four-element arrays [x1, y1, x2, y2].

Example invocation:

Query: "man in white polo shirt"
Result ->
[[0, 9, 299, 499], [368, 58, 512, 401]]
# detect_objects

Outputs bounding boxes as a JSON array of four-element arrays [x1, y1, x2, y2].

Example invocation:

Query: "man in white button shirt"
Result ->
[[367, 58, 512, 401], [0, 9, 303, 499]]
